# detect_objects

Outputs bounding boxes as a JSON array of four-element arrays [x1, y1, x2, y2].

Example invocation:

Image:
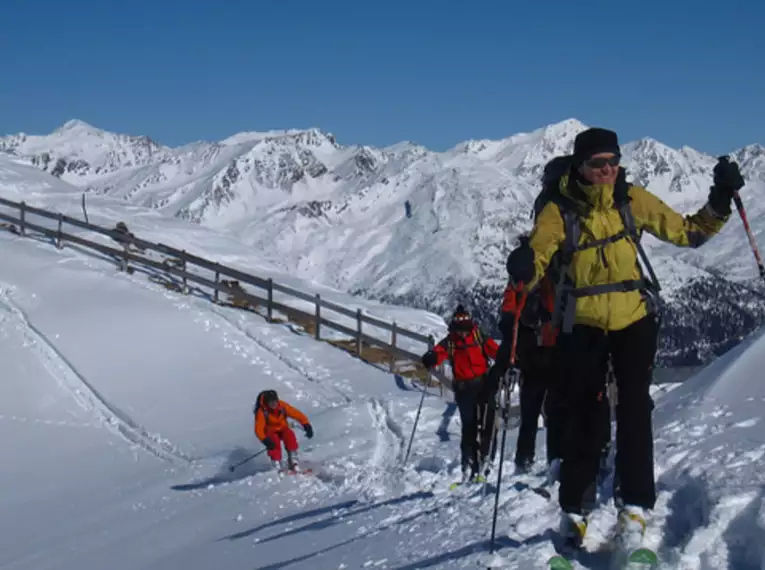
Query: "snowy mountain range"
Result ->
[[3, 118, 765, 366]]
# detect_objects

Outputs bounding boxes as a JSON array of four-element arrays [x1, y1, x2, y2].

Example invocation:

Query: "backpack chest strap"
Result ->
[[565, 278, 651, 298], [572, 230, 631, 252]]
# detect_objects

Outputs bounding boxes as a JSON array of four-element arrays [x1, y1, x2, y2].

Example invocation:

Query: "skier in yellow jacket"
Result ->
[[504, 127, 745, 547]]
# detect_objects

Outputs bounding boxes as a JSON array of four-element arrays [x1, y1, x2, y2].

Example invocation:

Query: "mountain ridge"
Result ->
[[3, 118, 765, 366]]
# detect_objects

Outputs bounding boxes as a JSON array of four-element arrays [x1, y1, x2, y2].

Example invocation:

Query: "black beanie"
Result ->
[[450, 305, 473, 332], [573, 128, 620, 165]]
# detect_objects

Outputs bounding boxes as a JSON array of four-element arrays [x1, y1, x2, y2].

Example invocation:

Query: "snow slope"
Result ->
[[0, 220, 453, 570], [3, 148, 765, 569], [3, 120, 765, 367], [0, 153, 448, 346]]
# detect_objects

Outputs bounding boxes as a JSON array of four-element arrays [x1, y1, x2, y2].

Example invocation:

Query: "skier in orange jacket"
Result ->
[[253, 390, 313, 470]]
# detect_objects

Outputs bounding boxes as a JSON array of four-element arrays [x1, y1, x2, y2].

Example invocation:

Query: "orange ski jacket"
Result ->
[[254, 395, 309, 440]]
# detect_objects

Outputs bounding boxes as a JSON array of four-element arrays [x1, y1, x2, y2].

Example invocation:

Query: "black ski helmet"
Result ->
[[263, 390, 279, 406], [253, 389, 279, 414]]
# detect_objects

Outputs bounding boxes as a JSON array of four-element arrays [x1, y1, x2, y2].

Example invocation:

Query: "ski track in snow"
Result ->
[[360, 398, 406, 496], [77, 240, 356, 407], [209, 306, 354, 405], [0, 287, 192, 464], [61, 240, 356, 409], [5, 200, 765, 569]]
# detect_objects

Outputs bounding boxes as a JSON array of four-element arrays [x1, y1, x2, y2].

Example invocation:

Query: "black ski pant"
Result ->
[[556, 314, 658, 514], [453, 377, 484, 471], [506, 324, 569, 467], [516, 342, 562, 465], [543, 363, 613, 469], [477, 393, 497, 466]]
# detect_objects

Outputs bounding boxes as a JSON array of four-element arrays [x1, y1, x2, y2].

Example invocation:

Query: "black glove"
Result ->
[[709, 156, 745, 216], [506, 237, 535, 286], [421, 350, 438, 369], [262, 437, 276, 451], [303, 423, 314, 439]]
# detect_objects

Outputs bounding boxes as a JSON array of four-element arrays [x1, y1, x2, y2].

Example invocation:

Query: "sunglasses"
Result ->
[[584, 156, 620, 169]]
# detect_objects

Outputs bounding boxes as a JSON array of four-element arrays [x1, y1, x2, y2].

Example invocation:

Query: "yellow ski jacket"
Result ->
[[527, 174, 729, 331]]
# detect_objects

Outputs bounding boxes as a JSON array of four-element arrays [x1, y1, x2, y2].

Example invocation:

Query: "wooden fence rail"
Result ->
[[0, 196, 449, 392]]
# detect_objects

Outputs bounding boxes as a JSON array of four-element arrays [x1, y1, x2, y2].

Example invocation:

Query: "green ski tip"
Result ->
[[547, 555, 574, 569], [626, 548, 658, 568]]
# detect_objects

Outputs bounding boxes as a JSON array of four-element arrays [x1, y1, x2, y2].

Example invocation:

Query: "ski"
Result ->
[[624, 547, 658, 569], [547, 555, 574, 570], [278, 467, 313, 476], [513, 479, 553, 500]]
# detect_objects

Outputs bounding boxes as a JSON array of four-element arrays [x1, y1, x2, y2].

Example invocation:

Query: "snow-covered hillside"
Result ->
[[3, 146, 765, 569], [0, 153, 448, 345], [3, 120, 765, 366]]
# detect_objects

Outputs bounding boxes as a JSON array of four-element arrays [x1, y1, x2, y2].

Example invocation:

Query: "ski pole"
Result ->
[[488, 289, 527, 557], [403, 372, 429, 465], [732, 189, 764, 279], [403, 336, 437, 466], [717, 156, 764, 279], [228, 448, 266, 472]]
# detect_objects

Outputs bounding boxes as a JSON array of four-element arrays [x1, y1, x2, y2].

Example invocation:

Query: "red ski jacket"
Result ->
[[431, 326, 499, 381]]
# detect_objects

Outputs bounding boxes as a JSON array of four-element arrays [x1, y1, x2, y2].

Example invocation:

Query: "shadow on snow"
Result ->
[[221, 490, 434, 543], [170, 447, 271, 491]]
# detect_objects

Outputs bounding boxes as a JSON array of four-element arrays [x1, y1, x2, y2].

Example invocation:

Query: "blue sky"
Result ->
[[2, 0, 763, 154]]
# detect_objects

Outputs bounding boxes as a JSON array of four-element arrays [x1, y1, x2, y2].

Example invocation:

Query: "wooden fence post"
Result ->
[[389, 321, 398, 373], [56, 213, 63, 248], [314, 294, 321, 340], [181, 250, 188, 293], [213, 270, 220, 304], [267, 279, 273, 322], [427, 335, 439, 395], [19, 202, 26, 236], [356, 309, 363, 357], [81, 193, 89, 224]]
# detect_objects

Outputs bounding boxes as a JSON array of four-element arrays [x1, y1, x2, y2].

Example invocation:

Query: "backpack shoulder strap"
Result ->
[[617, 199, 661, 293], [561, 208, 580, 258], [617, 199, 639, 239], [473, 328, 492, 364], [549, 201, 583, 330]]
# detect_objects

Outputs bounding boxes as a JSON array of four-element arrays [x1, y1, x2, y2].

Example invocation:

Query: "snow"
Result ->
[[4, 117, 764, 368], [0, 210, 449, 570], [5, 117, 764, 305], [3, 128, 765, 569]]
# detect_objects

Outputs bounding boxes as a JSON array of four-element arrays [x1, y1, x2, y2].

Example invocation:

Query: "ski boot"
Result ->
[[449, 461, 476, 489], [479, 457, 493, 481], [287, 451, 299, 472], [272, 459, 283, 471], [559, 512, 587, 550], [617, 505, 647, 551], [514, 456, 534, 475], [471, 467, 487, 484]]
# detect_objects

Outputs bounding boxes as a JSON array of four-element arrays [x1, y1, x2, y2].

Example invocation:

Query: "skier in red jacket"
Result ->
[[421, 305, 499, 481]]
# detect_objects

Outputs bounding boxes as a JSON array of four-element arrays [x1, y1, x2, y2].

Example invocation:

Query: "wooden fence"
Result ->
[[0, 196, 451, 392]]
